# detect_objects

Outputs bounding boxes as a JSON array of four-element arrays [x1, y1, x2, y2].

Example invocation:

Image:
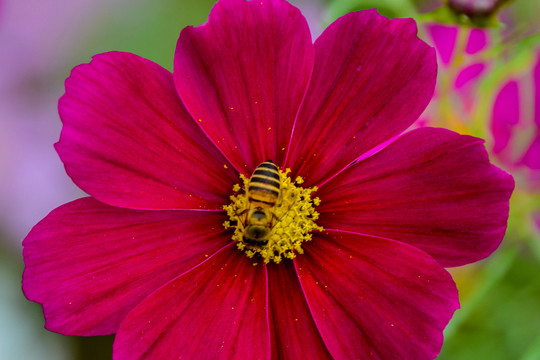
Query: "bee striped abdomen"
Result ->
[[248, 161, 280, 207]]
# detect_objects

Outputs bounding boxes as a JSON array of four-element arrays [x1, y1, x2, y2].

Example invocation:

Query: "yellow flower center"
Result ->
[[223, 167, 323, 264]]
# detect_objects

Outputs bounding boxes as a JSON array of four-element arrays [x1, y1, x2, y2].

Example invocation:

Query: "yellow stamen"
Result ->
[[223, 167, 323, 264]]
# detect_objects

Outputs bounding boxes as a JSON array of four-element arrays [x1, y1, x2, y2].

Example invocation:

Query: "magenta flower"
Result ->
[[491, 49, 540, 189], [23, 0, 514, 359], [426, 23, 490, 111]]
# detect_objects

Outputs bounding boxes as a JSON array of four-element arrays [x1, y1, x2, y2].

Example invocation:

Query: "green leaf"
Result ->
[[68, 0, 217, 71], [326, 0, 417, 22]]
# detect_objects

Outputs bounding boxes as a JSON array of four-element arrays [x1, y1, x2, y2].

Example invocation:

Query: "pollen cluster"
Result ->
[[223, 168, 323, 264]]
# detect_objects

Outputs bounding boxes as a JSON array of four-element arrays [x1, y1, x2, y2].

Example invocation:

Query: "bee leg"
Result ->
[[269, 211, 277, 228], [234, 208, 249, 228], [235, 209, 247, 217], [236, 219, 245, 232]]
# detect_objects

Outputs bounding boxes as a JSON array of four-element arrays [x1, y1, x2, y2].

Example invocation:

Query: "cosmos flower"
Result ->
[[23, 0, 514, 359], [426, 23, 490, 113], [491, 49, 540, 190]]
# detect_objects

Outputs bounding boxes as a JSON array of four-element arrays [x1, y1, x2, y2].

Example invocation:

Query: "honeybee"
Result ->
[[239, 161, 281, 246]]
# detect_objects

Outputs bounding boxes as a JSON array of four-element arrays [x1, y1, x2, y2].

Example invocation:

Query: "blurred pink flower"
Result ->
[[22, 0, 514, 358], [491, 50, 540, 189], [426, 23, 490, 111]]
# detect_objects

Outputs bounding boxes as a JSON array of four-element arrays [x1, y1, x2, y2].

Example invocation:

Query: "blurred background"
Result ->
[[0, 0, 539, 359]]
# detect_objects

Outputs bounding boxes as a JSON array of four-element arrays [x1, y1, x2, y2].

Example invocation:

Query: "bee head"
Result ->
[[242, 233, 269, 246]]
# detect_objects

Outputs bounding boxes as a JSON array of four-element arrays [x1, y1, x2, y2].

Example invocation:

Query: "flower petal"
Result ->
[[521, 50, 540, 175], [318, 127, 514, 267], [455, 63, 486, 89], [285, 10, 436, 186], [113, 244, 270, 360], [267, 261, 332, 360], [520, 135, 540, 170], [296, 230, 459, 360], [491, 80, 520, 159], [535, 49, 540, 127], [465, 28, 488, 55], [22, 197, 230, 336], [427, 24, 457, 66], [57, 51, 238, 210], [174, 0, 314, 172]]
